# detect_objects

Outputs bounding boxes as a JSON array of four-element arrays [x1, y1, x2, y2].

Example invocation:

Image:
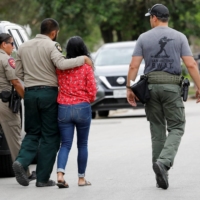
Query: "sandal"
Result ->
[[78, 180, 91, 187], [56, 180, 69, 188]]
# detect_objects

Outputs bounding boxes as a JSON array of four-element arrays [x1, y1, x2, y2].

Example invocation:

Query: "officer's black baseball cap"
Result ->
[[145, 4, 169, 18]]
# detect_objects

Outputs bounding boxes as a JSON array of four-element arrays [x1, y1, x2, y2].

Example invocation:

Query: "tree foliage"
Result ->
[[0, 0, 200, 52]]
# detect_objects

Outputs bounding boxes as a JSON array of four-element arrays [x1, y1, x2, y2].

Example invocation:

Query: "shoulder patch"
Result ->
[[55, 43, 62, 53], [8, 58, 15, 69]]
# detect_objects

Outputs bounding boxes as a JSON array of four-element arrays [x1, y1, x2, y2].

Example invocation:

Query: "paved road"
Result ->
[[1, 99, 200, 200]]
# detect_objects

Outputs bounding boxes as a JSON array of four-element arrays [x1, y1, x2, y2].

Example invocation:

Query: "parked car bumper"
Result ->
[[91, 84, 144, 111]]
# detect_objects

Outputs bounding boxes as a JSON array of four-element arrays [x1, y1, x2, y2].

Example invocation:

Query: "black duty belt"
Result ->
[[0, 93, 2, 99], [25, 86, 58, 91]]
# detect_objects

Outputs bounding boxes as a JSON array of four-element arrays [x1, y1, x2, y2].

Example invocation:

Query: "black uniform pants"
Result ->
[[16, 87, 60, 182]]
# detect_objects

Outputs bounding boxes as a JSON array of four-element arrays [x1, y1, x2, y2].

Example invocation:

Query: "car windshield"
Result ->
[[95, 47, 134, 66]]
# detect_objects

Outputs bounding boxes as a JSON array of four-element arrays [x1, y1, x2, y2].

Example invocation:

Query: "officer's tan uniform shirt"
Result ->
[[0, 49, 17, 92], [15, 34, 85, 87]]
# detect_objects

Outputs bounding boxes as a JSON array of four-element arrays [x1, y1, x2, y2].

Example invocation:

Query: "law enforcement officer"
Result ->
[[0, 33, 36, 181], [126, 4, 200, 189], [13, 18, 93, 187], [0, 33, 24, 161]]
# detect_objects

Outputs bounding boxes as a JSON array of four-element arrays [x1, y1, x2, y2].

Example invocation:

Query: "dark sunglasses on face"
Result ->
[[6, 42, 14, 46]]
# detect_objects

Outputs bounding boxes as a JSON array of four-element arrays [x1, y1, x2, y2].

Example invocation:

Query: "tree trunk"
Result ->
[[100, 23, 113, 43], [116, 30, 122, 42]]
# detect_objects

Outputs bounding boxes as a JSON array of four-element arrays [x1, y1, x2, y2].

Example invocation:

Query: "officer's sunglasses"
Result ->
[[6, 42, 14, 47]]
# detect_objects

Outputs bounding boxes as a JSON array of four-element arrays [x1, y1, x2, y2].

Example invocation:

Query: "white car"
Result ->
[[92, 41, 145, 118]]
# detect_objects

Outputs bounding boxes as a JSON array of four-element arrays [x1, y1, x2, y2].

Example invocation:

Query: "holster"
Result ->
[[1, 91, 11, 103], [9, 86, 21, 113], [181, 78, 190, 102]]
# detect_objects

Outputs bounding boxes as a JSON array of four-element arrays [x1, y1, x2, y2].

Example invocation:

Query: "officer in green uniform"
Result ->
[[13, 18, 93, 187], [126, 4, 200, 190]]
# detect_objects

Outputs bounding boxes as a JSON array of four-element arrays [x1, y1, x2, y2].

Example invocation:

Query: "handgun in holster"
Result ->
[[181, 78, 190, 102], [9, 86, 21, 113]]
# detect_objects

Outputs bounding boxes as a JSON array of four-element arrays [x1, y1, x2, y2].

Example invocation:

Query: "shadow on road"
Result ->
[[94, 114, 146, 120]]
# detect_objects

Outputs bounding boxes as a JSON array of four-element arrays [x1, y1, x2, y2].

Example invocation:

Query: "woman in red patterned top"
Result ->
[[56, 36, 97, 188]]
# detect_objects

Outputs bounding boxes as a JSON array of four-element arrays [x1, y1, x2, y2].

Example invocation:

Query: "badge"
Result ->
[[55, 43, 62, 53], [8, 58, 15, 69]]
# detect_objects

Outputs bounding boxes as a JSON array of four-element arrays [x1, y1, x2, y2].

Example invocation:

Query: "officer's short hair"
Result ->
[[0, 33, 12, 45], [40, 18, 59, 34], [151, 15, 169, 22], [156, 16, 169, 22]]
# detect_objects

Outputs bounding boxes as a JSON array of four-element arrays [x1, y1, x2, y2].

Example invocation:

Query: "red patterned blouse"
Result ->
[[56, 64, 97, 105]]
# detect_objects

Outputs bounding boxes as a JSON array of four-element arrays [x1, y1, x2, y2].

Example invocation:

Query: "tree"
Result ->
[[0, 0, 41, 29], [1, 0, 200, 51]]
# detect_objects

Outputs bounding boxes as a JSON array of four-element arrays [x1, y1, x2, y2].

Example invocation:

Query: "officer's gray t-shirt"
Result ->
[[133, 26, 192, 75]]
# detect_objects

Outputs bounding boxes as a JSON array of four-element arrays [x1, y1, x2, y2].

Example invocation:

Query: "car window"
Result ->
[[7, 28, 29, 58], [8, 29, 23, 49], [20, 29, 29, 41], [95, 47, 134, 66]]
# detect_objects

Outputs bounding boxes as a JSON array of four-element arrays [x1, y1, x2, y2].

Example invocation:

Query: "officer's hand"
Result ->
[[84, 56, 94, 70], [196, 89, 200, 103], [127, 89, 137, 107]]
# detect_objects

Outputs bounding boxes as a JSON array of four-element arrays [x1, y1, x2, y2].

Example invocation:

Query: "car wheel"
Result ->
[[0, 154, 15, 177], [92, 111, 96, 119], [98, 110, 109, 117]]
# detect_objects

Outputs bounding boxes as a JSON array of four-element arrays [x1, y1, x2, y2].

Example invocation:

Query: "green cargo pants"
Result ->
[[145, 84, 185, 168], [16, 87, 60, 182]]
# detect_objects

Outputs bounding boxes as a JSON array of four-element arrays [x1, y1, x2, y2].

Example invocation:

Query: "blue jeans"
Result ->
[[57, 102, 91, 177]]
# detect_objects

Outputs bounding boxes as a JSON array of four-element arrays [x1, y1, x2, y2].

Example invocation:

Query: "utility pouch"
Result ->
[[1, 91, 11, 103], [9, 86, 21, 113], [130, 75, 150, 104]]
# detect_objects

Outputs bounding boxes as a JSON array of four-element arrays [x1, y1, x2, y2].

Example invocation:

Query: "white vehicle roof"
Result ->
[[100, 41, 137, 49]]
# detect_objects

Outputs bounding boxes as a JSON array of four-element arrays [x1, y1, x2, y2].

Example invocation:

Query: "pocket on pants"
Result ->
[[174, 101, 185, 122], [58, 105, 70, 122], [163, 87, 177, 93], [75, 105, 91, 121], [7, 120, 20, 126], [163, 85, 181, 95]]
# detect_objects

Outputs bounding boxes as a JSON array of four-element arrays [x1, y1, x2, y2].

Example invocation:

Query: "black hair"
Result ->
[[0, 33, 12, 45], [157, 17, 169, 22], [66, 36, 91, 59], [151, 15, 169, 22], [40, 18, 59, 34]]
